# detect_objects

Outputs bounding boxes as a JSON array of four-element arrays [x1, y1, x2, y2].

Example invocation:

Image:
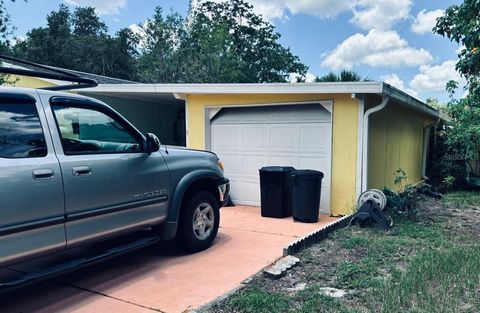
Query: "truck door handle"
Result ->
[[72, 166, 91, 176], [33, 169, 55, 180]]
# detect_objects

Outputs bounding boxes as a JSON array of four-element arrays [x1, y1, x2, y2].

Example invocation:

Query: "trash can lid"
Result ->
[[291, 169, 324, 178], [259, 166, 296, 172]]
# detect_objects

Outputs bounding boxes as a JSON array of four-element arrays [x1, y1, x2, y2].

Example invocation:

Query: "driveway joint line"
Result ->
[[6, 267, 163, 313], [56, 280, 164, 312], [219, 226, 300, 238]]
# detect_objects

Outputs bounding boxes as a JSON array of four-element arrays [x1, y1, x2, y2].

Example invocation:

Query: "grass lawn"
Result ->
[[205, 191, 480, 313]]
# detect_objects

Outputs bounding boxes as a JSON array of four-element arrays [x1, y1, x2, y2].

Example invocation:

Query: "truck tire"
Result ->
[[177, 191, 220, 252]]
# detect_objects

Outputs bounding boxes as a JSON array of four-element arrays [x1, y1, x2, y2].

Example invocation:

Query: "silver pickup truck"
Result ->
[[0, 87, 229, 289]]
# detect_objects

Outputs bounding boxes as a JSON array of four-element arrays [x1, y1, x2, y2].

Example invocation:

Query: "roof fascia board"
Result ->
[[381, 83, 443, 120], [155, 82, 384, 94], [82, 84, 157, 93], [82, 82, 383, 95]]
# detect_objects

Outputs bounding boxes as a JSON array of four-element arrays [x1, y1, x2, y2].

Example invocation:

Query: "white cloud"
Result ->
[[322, 29, 433, 70], [289, 72, 316, 83], [247, 0, 291, 21], [64, 0, 127, 15], [409, 60, 465, 92], [252, 0, 411, 28], [411, 9, 444, 35], [305, 72, 316, 83], [351, 0, 412, 30], [12, 36, 25, 46], [192, 0, 356, 21], [128, 23, 144, 37], [381, 73, 404, 89], [284, 0, 356, 19], [381, 73, 418, 97], [128, 22, 149, 49], [192, 0, 412, 29]]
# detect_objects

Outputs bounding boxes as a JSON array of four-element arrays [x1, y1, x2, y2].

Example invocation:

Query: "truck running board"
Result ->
[[0, 235, 162, 293]]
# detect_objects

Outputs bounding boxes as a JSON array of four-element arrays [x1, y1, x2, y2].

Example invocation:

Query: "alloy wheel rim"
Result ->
[[192, 202, 215, 240]]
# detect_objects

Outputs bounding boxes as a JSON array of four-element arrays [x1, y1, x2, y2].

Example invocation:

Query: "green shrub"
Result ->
[[383, 169, 423, 220]]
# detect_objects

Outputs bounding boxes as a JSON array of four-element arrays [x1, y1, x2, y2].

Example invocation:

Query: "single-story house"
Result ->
[[9, 72, 443, 216]]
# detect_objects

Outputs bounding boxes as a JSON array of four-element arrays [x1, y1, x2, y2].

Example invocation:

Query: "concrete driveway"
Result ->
[[0, 206, 337, 313]]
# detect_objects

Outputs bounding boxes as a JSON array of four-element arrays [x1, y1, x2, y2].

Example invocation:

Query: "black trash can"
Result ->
[[291, 170, 324, 223], [259, 166, 295, 218]]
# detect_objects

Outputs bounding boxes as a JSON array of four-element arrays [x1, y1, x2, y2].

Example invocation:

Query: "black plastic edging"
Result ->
[[283, 214, 353, 256]]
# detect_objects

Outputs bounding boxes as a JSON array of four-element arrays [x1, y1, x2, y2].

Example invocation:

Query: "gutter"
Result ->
[[361, 95, 390, 192], [381, 83, 445, 121]]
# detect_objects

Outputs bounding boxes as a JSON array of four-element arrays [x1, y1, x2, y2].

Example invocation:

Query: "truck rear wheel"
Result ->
[[177, 191, 220, 252]]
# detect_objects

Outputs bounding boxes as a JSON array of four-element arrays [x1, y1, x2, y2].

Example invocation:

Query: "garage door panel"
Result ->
[[299, 125, 330, 151], [220, 154, 243, 175], [268, 156, 297, 168], [243, 127, 266, 149], [231, 181, 260, 205], [211, 125, 240, 148], [211, 104, 332, 213], [270, 127, 297, 151], [242, 155, 266, 177]]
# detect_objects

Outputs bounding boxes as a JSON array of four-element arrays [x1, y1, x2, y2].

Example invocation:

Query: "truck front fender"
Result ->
[[155, 169, 224, 240]]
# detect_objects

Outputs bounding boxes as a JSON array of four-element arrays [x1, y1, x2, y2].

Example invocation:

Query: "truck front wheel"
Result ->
[[177, 191, 220, 252]]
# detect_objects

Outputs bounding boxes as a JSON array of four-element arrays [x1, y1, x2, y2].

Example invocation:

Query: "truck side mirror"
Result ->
[[145, 133, 160, 153]]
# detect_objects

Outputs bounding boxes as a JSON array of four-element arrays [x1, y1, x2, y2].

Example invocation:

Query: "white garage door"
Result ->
[[210, 103, 332, 213]]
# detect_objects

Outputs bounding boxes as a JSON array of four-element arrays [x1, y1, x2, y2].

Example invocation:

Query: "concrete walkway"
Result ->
[[0, 206, 337, 313]]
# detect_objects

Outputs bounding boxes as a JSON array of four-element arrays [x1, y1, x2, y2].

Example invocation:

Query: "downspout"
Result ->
[[361, 95, 390, 192], [422, 117, 443, 180], [422, 124, 435, 180], [173, 93, 188, 147]]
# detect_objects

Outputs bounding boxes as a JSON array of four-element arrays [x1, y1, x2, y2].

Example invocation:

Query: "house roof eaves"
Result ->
[[381, 83, 446, 121], [83, 82, 384, 95], [82, 82, 446, 121]]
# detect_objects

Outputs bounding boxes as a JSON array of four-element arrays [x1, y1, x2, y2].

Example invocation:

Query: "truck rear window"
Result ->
[[0, 102, 47, 158]]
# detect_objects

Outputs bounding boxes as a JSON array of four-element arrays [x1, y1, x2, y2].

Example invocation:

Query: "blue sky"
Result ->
[[5, 0, 465, 102]]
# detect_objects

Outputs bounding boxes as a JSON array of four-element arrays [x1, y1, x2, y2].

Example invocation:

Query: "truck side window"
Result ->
[[51, 105, 141, 155], [0, 102, 47, 158]]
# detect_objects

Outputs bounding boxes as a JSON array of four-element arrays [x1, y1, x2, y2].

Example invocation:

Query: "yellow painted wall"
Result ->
[[4, 75, 55, 89], [186, 93, 359, 216], [368, 101, 433, 191]]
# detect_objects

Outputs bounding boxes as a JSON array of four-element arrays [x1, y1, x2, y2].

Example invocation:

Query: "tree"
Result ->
[[191, 0, 307, 83], [0, 0, 22, 41], [443, 84, 480, 175], [10, 0, 307, 83], [13, 5, 138, 80], [72, 6, 106, 36], [0, 0, 23, 84], [136, 0, 307, 83], [136, 8, 187, 83], [315, 70, 364, 82], [179, 7, 246, 83], [431, 0, 480, 182], [425, 98, 448, 115], [434, 0, 480, 89]]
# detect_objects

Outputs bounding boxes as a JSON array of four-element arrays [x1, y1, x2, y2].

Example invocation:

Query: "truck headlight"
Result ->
[[217, 160, 224, 173]]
